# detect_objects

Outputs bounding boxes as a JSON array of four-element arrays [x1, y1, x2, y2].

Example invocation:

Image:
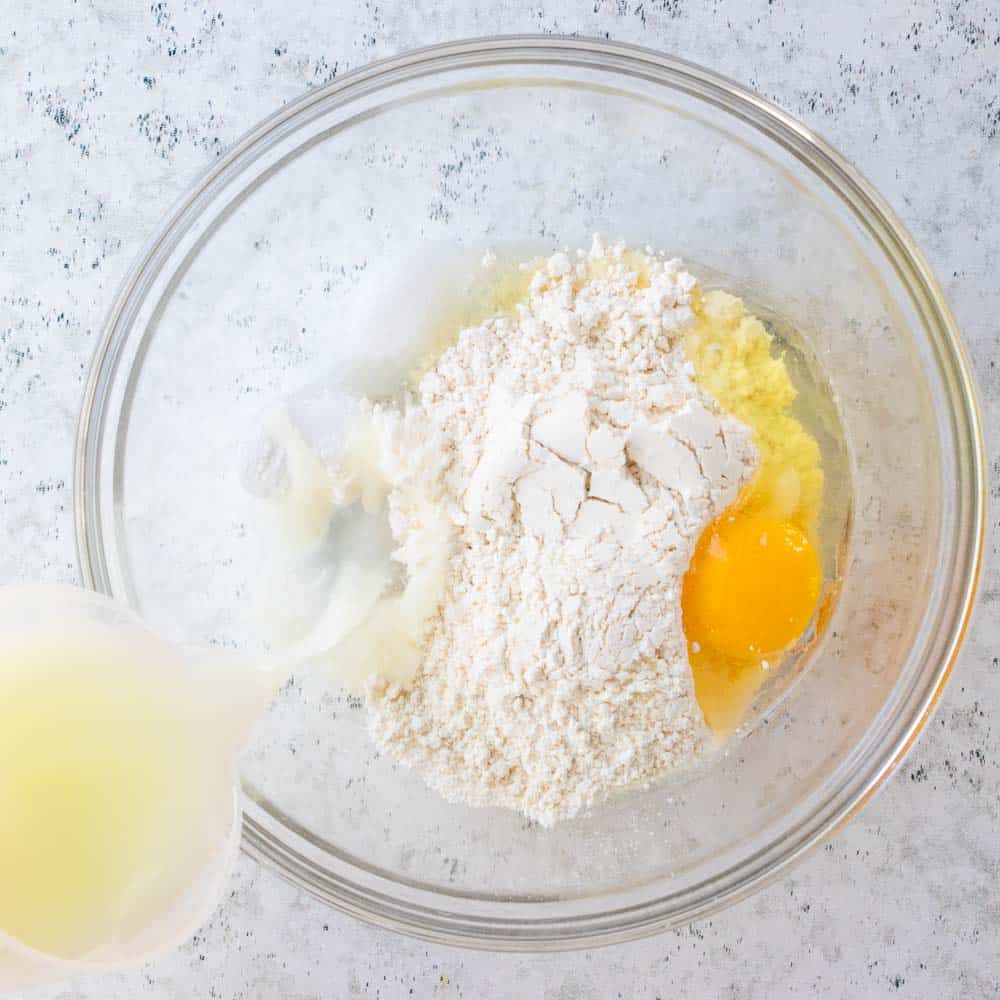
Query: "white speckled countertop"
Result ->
[[2, 2, 998, 997]]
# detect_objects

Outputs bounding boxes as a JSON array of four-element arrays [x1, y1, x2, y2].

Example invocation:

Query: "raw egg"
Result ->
[[681, 289, 828, 732], [682, 513, 821, 661]]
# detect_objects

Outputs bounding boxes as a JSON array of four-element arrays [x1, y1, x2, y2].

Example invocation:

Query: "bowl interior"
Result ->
[[77, 41, 981, 943]]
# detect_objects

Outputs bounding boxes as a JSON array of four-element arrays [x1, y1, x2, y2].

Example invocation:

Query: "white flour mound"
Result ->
[[357, 237, 758, 826]]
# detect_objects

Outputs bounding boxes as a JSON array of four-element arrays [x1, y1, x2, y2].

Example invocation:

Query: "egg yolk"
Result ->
[[682, 514, 821, 661]]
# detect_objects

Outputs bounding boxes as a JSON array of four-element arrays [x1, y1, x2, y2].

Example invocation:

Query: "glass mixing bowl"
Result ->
[[74, 37, 984, 948]]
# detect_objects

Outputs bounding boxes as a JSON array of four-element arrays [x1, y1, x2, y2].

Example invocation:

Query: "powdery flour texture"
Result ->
[[363, 238, 758, 826]]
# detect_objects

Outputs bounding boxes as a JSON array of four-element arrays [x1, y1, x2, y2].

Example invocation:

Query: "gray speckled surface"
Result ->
[[1, 2, 998, 997]]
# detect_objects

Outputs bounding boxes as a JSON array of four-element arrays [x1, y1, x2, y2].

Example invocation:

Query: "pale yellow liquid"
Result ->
[[0, 626, 228, 958]]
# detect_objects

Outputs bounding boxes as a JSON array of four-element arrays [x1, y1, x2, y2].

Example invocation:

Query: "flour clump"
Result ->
[[328, 238, 758, 826]]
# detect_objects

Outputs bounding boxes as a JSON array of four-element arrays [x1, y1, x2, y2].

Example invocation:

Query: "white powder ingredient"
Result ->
[[322, 237, 759, 826]]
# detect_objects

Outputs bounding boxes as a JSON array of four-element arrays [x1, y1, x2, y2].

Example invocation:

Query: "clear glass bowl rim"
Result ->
[[74, 35, 985, 950]]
